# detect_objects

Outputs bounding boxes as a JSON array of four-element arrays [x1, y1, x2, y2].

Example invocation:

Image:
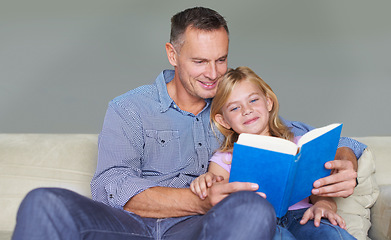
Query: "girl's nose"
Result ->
[[242, 106, 253, 116]]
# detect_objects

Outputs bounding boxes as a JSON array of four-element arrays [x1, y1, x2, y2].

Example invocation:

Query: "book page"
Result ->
[[297, 123, 342, 147], [237, 133, 298, 155]]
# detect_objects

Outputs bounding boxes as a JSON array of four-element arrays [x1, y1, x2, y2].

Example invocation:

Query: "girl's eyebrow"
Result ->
[[225, 101, 237, 109], [248, 92, 261, 98], [223, 92, 262, 109]]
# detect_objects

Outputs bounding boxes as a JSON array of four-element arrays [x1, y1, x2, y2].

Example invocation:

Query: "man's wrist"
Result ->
[[335, 147, 358, 171], [337, 137, 367, 160]]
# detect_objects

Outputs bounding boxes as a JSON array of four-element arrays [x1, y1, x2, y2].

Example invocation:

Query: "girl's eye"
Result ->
[[250, 98, 259, 103], [230, 106, 239, 112]]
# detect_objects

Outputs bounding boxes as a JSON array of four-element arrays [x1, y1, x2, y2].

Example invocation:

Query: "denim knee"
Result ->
[[19, 188, 76, 213], [19, 188, 61, 210], [13, 188, 81, 240], [201, 191, 276, 240], [224, 191, 276, 220]]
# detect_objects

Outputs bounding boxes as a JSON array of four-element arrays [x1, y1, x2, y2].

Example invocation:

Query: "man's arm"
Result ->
[[124, 187, 206, 218], [91, 103, 160, 209], [333, 146, 358, 172], [124, 182, 259, 218]]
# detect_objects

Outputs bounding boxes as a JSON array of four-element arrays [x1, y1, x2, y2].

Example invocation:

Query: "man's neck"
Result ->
[[167, 80, 206, 115]]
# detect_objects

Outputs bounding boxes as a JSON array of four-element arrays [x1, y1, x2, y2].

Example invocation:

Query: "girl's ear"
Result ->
[[214, 114, 231, 130], [266, 97, 274, 112], [165, 42, 178, 67]]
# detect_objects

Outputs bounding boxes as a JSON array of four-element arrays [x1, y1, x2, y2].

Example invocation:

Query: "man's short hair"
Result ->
[[170, 7, 229, 50]]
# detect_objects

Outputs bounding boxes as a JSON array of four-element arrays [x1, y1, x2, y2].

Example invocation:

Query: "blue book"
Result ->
[[229, 123, 342, 218]]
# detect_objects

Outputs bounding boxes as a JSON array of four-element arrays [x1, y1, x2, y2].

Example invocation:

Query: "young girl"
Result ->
[[190, 67, 354, 239]]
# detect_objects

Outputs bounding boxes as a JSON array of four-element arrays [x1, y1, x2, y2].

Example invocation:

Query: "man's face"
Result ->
[[171, 27, 229, 100]]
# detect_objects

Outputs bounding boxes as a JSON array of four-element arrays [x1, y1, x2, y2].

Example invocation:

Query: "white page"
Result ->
[[297, 123, 341, 147], [237, 133, 298, 155]]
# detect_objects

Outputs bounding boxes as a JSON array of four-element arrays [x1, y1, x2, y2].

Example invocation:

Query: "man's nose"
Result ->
[[205, 62, 217, 80]]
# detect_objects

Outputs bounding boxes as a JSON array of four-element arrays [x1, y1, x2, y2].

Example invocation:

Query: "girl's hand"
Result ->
[[300, 200, 346, 229], [190, 172, 224, 199]]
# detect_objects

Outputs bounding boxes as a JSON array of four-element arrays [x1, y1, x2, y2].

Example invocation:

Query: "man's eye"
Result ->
[[218, 58, 227, 63]]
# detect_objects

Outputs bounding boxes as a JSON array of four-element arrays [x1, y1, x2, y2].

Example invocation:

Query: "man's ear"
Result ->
[[214, 114, 231, 130], [267, 97, 274, 112], [165, 43, 178, 67]]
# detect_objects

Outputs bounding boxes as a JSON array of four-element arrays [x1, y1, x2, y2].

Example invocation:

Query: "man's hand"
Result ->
[[202, 181, 262, 210], [312, 147, 358, 198]]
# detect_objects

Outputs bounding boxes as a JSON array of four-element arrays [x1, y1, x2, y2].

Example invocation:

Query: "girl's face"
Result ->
[[215, 80, 273, 136]]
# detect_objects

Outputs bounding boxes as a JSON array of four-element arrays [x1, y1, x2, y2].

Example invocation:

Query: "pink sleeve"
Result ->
[[209, 151, 232, 173], [294, 136, 301, 144]]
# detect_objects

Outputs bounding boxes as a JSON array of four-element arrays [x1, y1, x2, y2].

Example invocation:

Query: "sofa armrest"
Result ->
[[0, 134, 98, 235], [369, 185, 391, 240], [334, 148, 379, 240]]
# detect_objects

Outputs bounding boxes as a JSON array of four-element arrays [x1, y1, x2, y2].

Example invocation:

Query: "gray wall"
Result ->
[[1, 0, 390, 136]]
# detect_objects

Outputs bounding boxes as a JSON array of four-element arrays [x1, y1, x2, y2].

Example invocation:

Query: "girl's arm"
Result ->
[[208, 161, 230, 182], [190, 162, 230, 199], [301, 195, 346, 229]]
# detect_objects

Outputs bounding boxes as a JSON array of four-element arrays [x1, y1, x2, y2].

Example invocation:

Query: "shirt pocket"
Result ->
[[144, 130, 181, 173]]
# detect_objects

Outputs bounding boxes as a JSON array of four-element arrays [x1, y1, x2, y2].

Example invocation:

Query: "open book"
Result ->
[[229, 123, 343, 217]]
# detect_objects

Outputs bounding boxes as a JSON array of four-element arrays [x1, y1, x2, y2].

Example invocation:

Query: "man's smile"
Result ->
[[198, 80, 218, 89]]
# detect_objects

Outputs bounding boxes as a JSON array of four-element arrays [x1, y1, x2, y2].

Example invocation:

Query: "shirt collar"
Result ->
[[156, 70, 175, 113], [156, 69, 212, 115]]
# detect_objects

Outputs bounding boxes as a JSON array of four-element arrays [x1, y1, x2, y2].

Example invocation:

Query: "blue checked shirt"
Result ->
[[91, 70, 366, 209]]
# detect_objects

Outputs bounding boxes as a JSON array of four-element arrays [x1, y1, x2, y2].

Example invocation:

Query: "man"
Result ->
[[13, 7, 365, 240]]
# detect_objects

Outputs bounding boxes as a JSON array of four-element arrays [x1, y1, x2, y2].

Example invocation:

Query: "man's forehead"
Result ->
[[181, 28, 229, 56], [184, 26, 228, 40]]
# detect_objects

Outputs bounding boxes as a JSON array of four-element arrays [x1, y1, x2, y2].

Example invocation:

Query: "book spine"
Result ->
[[278, 153, 301, 217]]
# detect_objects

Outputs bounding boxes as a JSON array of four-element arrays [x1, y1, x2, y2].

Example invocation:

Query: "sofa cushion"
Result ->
[[0, 134, 98, 234], [355, 137, 391, 186], [334, 148, 379, 240], [368, 185, 391, 240]]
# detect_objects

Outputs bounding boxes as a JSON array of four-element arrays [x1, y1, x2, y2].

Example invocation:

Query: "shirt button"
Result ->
[[161, 140, 165, 143], [201, 164, 205, 168], [109, 194, 114, 199], [196, 118, 199, 121], [198, 143, 202, 146]]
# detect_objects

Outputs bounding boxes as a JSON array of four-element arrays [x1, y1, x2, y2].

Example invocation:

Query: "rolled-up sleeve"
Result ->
[[91, 101, 158, 209], [335, 137, 367, 159]]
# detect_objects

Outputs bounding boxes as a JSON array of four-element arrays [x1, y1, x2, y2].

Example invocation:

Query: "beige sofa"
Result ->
[[0, 134, 390, 240]]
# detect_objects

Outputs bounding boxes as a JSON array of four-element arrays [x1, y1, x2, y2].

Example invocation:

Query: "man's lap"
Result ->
[[13, 188, 280, 240]]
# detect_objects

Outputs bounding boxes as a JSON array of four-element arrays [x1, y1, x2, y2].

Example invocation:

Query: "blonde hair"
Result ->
[[211, 66, 294, 152]]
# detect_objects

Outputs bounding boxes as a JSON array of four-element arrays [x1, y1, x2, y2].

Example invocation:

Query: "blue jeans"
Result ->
[[277, 208, 356, 240], [12, 188, 290, 240]]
